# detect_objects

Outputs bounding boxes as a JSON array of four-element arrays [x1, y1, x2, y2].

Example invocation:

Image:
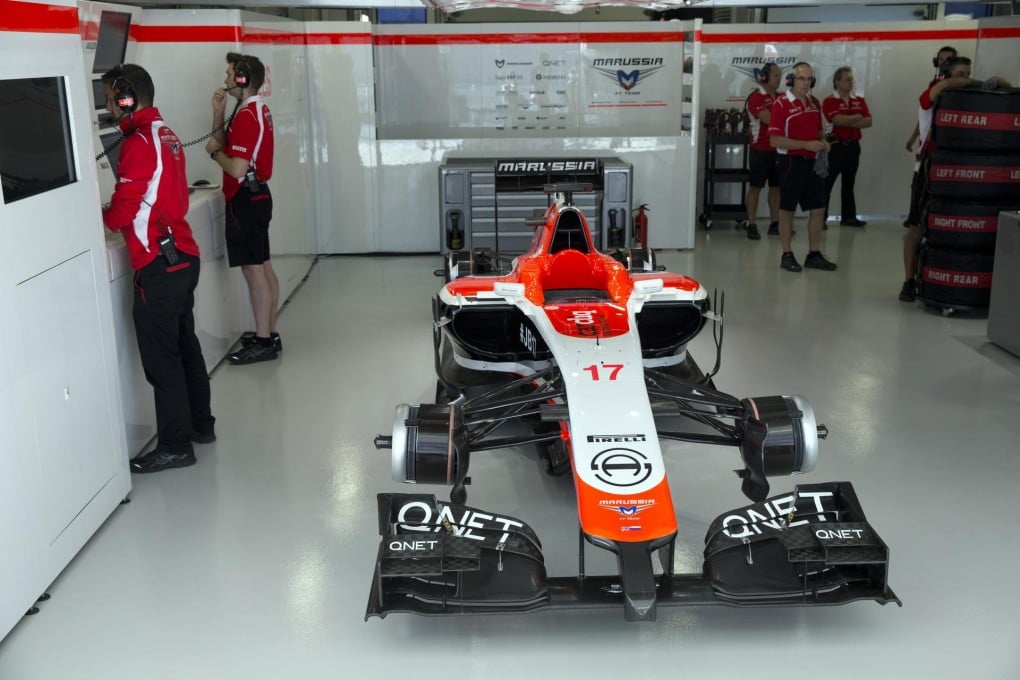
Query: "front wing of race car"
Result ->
[[366, 482, 900, 621]]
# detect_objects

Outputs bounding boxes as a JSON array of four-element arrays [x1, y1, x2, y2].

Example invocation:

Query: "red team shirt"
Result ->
[[746, 87, 780, 151], [822, 94, 870, 142], [102, 107, 200, 270], [223, 95, 274, 200], [768, 91, 824, 158]]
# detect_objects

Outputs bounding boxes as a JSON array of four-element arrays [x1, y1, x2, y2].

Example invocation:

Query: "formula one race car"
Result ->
[[368, 184, 899, 621]]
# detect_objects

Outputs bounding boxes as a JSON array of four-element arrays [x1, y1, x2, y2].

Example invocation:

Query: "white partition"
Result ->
[[1, 0, 130, 642], [305, 22, 377, 254]]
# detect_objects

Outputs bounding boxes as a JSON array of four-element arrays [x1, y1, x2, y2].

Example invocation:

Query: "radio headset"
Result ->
[[96, 57, 249, 166], [95, 98, 241, 163], [933, 46, 957, 77], [785, 65, 816, 89], [757, 63, 776, 85]]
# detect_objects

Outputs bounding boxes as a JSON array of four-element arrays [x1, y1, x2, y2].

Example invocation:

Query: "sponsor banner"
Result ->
[[921, 267, 992, 288], [935, 110, 1020, 131]]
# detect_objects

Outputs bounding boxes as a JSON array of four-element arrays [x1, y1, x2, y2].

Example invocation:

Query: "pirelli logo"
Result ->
[[495, 159, 599, 175], [587, 434, 647, 443]]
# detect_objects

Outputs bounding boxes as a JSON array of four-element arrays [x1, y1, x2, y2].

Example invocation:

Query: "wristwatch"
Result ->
[[210, 149, 220, 160]]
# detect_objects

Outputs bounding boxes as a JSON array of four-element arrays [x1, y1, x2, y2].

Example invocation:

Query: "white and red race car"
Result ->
[[369, 185, 898, 621]]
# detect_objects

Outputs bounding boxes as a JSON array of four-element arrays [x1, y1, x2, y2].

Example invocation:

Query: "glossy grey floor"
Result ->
[[2, 220, 1018, 680]]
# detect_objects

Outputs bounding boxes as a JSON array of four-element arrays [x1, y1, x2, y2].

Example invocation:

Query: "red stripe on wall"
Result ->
[[977, 27, 1020, 39], [133, 25, 241, 43], [304, 34, 373, 45], [372, 31, 685, 46], [700, 28, 979, 43], [0, 0, 78, 34]]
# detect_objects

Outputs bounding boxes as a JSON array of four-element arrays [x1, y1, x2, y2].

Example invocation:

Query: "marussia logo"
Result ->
[[591, 60, 669, 91], [619, 70, 639, 90], [729, 56, 796, 82], [600, 499, 655, 516], [495, 59, 505, 68]]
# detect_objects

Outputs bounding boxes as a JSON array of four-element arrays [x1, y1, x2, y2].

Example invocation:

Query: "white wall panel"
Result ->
[[305, 22, 377, 254], [0, 2, 130, 642]]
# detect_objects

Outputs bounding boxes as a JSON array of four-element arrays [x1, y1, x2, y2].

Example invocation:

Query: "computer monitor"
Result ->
[[92, 78, 107, 111], [98, 131, 124, 179], [92, 11, 132, 75], [0, 77, 77, 204]]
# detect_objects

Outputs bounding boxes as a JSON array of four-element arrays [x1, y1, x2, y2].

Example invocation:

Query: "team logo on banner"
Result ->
[[590, 57, 665, 92], [729, 56, 797, 82]]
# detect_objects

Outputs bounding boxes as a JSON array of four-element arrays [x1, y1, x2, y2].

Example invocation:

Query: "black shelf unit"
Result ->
[[698, 132, 749, 230]]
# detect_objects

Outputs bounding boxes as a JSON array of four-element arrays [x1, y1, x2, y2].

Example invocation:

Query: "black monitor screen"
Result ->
[[92, 11, 131, 75], [99, 132, 124, 179], [92, 78, 107, 111], [0, 77, 78, 205]]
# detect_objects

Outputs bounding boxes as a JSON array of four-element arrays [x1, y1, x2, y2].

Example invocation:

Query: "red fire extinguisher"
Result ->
[[634, 204, 650, 248]]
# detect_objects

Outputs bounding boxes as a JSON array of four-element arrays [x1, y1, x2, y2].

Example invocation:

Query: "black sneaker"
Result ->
[[780, 252, 802, 272], [840, 218, 867, 227], [130, 448, 196, 474], [191, 430, 216, 444], [899, 279, 916, 302], [241, 331, 282, 353], [228, 341, 279, 365], [767, 221, 779, 235], [804, 251, 838, 271], [746, 223, 761, 240]]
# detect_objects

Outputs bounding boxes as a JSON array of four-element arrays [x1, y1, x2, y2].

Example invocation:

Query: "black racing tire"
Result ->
[[932, 89, 1020, 152], [923, 198, 1014, 251], [917, 243, 994, 309], [927, 150, 1020, 203]]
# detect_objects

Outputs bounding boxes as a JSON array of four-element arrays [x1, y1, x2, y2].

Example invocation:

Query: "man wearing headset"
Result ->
[[101, 64, 215, 473], [205, 53, 280, 365], [904, 46, 957, 154], [768, 61, 836, 273], [740, 62, 783, 241], [822, 67, 872, 228]]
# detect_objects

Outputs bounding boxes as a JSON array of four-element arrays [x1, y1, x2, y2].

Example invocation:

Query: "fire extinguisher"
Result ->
[[634, 204, 649, 248]]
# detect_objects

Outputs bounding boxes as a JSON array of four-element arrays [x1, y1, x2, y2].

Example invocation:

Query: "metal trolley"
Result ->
[[698, 132, 750, 230]]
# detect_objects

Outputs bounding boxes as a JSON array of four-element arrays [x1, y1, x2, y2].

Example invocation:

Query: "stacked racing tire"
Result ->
[[920, 89, 1020, 313]]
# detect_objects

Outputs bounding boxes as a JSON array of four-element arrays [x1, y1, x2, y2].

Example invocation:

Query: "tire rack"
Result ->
[[919, 88, 1020, 314]]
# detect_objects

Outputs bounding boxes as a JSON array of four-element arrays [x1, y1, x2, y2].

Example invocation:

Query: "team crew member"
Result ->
[[904, 46, 958, 154], [822, 67, 872, 227], [101, 64, 215, 473], [206, 52, 280, 365], [768, 62, 835, 273], [900, 58, 1012, 302], [740, 63, 782, 240]]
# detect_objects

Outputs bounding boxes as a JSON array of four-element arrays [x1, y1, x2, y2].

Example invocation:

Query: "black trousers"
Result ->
[[824, 141, 861, 221], [132, 253, 214, 451]]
